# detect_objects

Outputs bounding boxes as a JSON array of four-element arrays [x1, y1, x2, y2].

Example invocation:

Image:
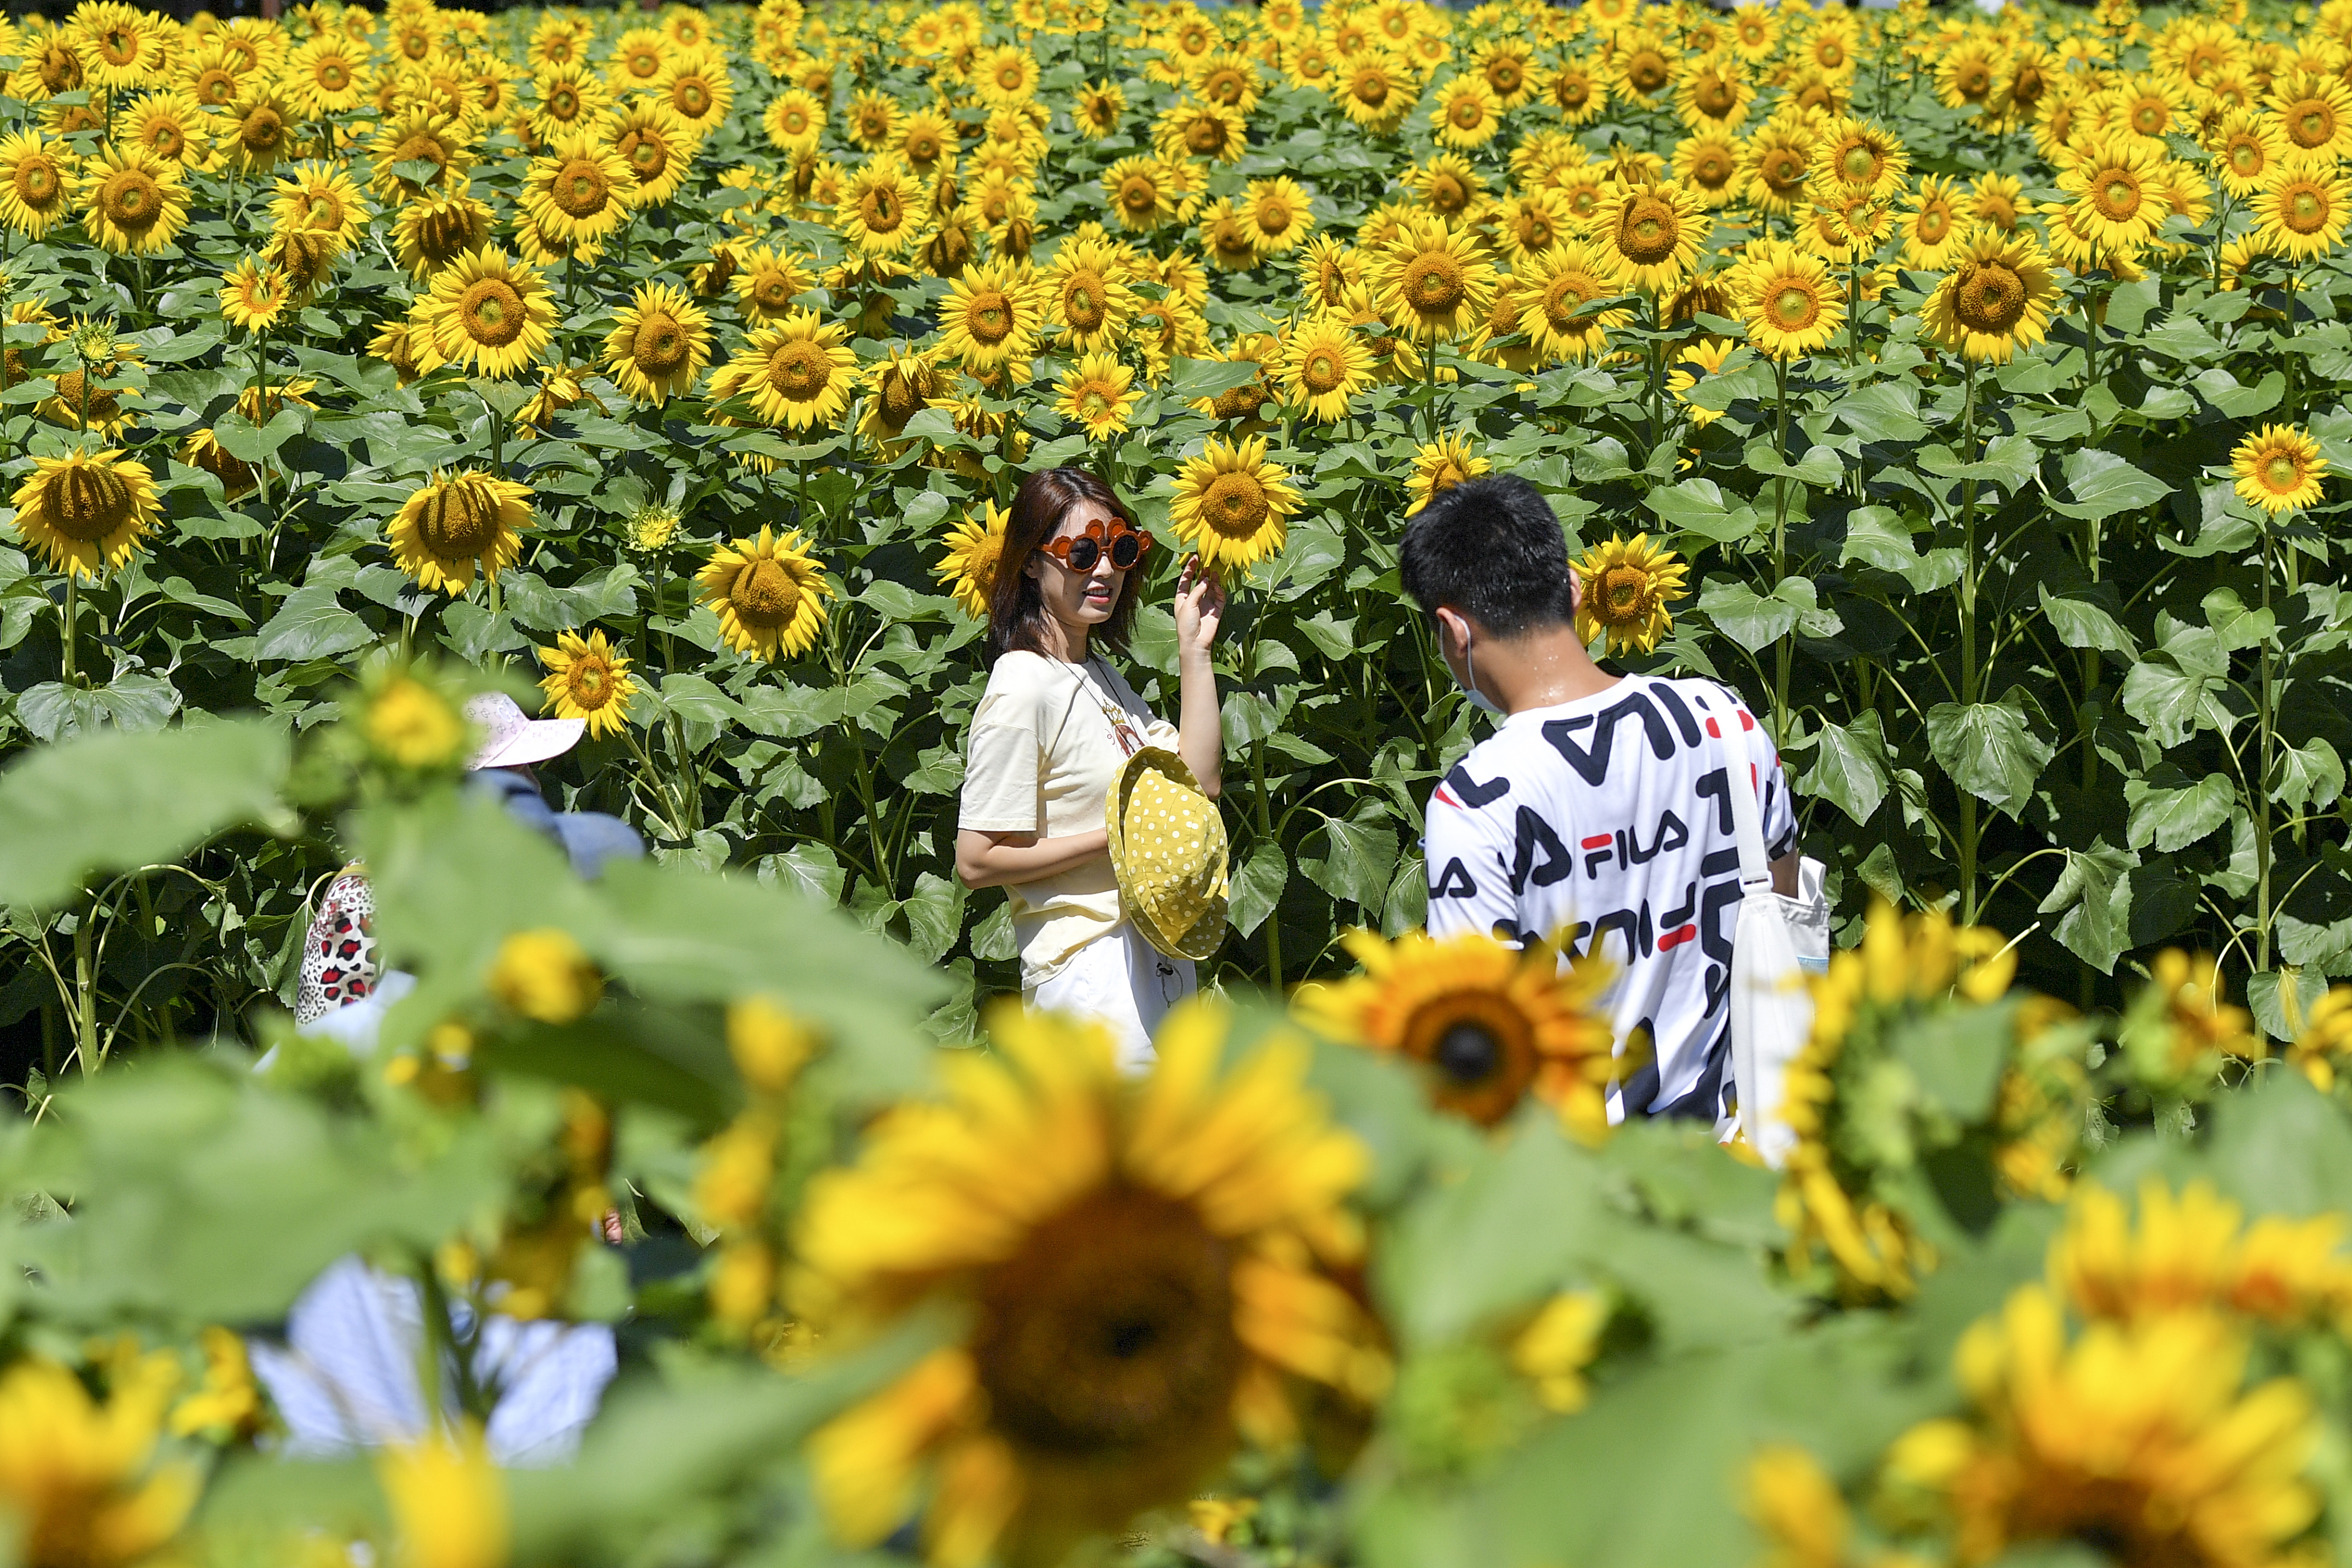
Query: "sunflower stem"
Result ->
[[61, 572, 78, 687], [255, 329, 271, 516], [2256, 512, 2276, 981], [1957, 358, 1981, 925]]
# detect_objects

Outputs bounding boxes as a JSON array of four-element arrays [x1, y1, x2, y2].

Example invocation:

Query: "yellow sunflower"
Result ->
[[1338, 55, 1416, 133], [529, 60, 613, 146], [7, 447, 161, 581], [1921, 232, 2059, 365], [1740, 118, 1816, 216], [1668, 339, 1739, 427], [1073, 79, 1125, 139], [1297, 927, 1618, 1136], [1278, 312, 1373, 423], [1054, 353, 1142, 442], [764, 88, 826, 155], [1811, 113, 1910, 201], [859, 345, 944, 459], [522, 132, 638, 250], [603, 282, 711, 407], [1241, 175, 1314, 254], [269, 162, 368, 252], [734, 245, 816, 322], [653, 49, 733, 135], [971, 42, 1041, 106], [1043, 235, 1138, 352], [2251, 165, 2352, 260], [706, 310, 856, 432], [1573, 533, 1689, 656], [0, 131, 76, 239], [793, 1002, 1385, 1568], [2057, 135, 2172, 254], [606, 103, 696, 208], [1882, 1286, 2320, 1568], [181, 426, 257, 501], [392, 185, 495, 279], [934, 500, 1010, 620], [218, 256, 290, 335], [221, 85, 297, 175], [1516, 240, 1631, 364], [1899, 175, 1970, 270], [832, 158, 930, 258], [2269, 71, 2352, 165], [420, 249, 557, 380], [937, 259, 1048, 375], [366, 110, 472, 203], [76, 143, 191, 256], [1153, 99, 1249, 165], [119, 91, 205, 169], [72, 1, 165, 92], [537, 629, 637, 738], [2231, 424, 2327, 514], [1168, 433, 1301, 575], [606, 26, 669, 89], [1675, 58, 1755, 133], [1372, 215, 1499, 342], [1594, 180, 1708, 296], [1432, 74, 1505, 149], [1730, 239, 1845, 361], [386, 469, 534, 593], [286, 34, 369, 117], [1101, 155, 1182, 233], [1670, 133, 1744, 210], [697, 528, 832, 662], [1405, 432, 1492, 516]]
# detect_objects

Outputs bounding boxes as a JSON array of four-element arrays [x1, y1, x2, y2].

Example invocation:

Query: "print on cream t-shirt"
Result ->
[[960, 650, 1179, 984]]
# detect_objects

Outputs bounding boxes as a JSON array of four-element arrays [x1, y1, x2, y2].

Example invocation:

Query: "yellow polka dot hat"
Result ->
[[1105, 745, 1230, 961]]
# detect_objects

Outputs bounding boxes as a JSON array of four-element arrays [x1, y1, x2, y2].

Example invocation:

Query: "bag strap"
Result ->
[[1705, 684, 1775, 891]]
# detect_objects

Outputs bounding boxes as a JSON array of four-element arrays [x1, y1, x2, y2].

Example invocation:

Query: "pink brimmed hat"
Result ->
[[465, 692, 586, 771]]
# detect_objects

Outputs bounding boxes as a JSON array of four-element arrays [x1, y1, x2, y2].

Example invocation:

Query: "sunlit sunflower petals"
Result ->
[[926, 1436, 1025, 1568], [808, 1349, 983, 1547], [1230, 1255, 1389, 1400]]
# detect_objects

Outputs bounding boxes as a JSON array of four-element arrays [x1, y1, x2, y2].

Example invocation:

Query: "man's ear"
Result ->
[[1432, 605, 1470, 660]]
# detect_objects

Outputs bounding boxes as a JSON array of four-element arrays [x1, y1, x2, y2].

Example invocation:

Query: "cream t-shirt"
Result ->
[[960, 650, 1179, 984]]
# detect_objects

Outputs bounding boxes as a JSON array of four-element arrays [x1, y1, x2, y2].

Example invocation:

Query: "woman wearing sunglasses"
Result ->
[[954, 466, 1227, 1069]]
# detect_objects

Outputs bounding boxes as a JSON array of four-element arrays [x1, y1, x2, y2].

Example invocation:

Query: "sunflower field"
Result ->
[[8, 0, 2352, 1562]]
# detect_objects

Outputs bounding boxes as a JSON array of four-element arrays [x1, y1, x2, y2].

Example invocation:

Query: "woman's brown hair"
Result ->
[[984, 467, 1144, 667]]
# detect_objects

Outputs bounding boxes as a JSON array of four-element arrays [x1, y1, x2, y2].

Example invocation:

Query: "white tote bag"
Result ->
[[1710, 690, 1830, 1169]]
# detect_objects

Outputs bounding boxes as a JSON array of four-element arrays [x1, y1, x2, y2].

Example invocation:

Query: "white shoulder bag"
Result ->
[[1709, 688, 1830, 1169]]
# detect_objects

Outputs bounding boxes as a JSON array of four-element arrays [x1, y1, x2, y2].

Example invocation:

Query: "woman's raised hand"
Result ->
[[1174, 554, 1226, 660]]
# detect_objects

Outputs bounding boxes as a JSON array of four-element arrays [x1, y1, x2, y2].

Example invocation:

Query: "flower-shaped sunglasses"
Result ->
[[1040, 518, 1154, 573]]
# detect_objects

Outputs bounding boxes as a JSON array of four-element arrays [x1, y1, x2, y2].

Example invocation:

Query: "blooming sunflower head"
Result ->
[[707, 310, 856, 433], [522, 132, 639, 250], [1167, 434, 1301, 576], [1572, 533, 1689, 656], [1595, 179, 1708, 296], [934, 499, 1010, 620], [1298, 927, 1619, 1136], [420, 248, 557, 380], [697, 527, 833, 663], [76, 142, 192, 256], [1811, 113, 1910, 201], [937, 258, 1046, 373], [386, 468, 534, 594], [1372, 215, 1500, 342], [0, 130, 76, 239], [218, 255, 290, 335], [2230, 423, 2327, 516], [1922, 232, 2059, 365], [7, 446, 161, 581], [1406, 432, 1492, 516], [1055, 352, 1142, 442], [793, 1001, 1384, 1568], [1281, 310, 1375, 423], [603, 282, 712, 408], [537, 628, 637, 739], [1732, 238, 1846, 362]]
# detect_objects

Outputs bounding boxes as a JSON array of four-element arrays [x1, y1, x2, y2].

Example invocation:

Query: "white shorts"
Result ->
[[1027, 922, 1196, 1074]]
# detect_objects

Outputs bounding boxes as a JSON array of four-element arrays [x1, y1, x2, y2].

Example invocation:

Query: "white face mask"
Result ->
[[1454, 623, 1503, 716]]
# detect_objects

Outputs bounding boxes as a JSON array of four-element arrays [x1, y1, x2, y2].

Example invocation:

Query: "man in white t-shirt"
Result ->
[[1402, 475, 1799, 1127]]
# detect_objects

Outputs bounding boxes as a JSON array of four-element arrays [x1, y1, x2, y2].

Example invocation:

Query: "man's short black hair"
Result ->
[[1399, 474, 1575, 636]]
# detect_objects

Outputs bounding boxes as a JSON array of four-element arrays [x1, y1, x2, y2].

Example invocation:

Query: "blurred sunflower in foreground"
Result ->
[[1297, 927, 1619, 1137], [793, 1002, 1387, 1568]]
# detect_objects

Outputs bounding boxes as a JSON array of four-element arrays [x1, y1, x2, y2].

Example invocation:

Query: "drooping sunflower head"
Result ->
[[2230, 423, 2327, 515], [794, 1001, 1384, 1568], [537, 628, 637, 738], [391, 184, 493, 279], [7, 446, 161, 581], [1922, 232, 2059, 365], [386, 468, 534, 594], [934, 499, 1010, 619], [1167, 433, 1301, 576], [1572, 532, 1690, 656], [696, 527, 833, 663], [1298, 927, 1619, 1136]]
